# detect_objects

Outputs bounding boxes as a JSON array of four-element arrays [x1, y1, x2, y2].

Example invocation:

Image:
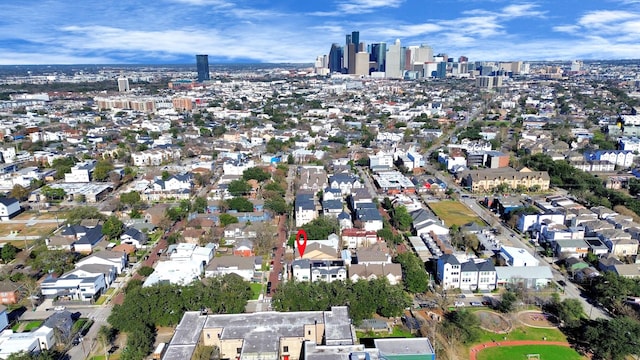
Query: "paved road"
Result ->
[[459, 193, 610, 319]]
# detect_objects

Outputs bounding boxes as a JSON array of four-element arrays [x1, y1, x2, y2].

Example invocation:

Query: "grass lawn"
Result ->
[[13, 320, 43, 332], [476, 326, 568, 344], [427, 200, 483, 227], [250, 283, 263, 300], [24, 320, 43, 331], [476, 345, 584, 360]]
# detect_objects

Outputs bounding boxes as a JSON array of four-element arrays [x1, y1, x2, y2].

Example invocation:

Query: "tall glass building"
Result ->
[[196, 54, 210, 82]]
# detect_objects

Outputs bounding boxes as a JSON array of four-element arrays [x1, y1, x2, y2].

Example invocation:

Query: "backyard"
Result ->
[[427, 200, 483, 227]]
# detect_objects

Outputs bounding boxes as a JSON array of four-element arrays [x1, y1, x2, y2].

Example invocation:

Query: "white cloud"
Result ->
[[578, 10, 637, 27], [338, 0, 404, 13], [552, 25, 580, 34]]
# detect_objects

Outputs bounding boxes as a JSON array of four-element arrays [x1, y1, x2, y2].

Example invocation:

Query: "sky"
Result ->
[[2, 0, 640, 65]]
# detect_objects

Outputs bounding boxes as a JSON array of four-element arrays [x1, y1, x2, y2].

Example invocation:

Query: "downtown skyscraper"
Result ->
[[196, 54, 210, 82]]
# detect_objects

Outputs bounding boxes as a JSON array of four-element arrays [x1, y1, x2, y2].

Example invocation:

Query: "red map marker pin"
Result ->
[[296, 229, 308, 258]]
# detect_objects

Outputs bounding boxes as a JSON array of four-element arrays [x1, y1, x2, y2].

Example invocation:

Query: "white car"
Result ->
[[53, 306, 66, 311], [454, 301, 465, 307]]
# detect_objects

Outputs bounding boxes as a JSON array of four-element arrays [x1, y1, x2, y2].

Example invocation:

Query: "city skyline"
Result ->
[[2, 0, 640, 65]]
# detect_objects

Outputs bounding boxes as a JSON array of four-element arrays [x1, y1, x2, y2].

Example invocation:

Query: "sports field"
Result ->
[[476, 345, 584, 360], [427, 200, 483, 227]]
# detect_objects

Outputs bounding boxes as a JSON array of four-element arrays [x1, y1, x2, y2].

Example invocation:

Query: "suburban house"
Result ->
[[120, 227, 148, 249], [0, 324, 55, 359], [204, 256, 256, 281], [291, 259, 347, 283], [495, 266, 553, 289], [436, 254, 497, 291], [74, 250, 127, 274], [145, 203, 170, 226], [341, 228, 378, 249], [328, 173, 363, 195], [349, 263, 402, 285], [500, 246, 540, 267], [460, 167, 550, 192], [233, 239, 254, 257], [0, 198, 20, 221], [355, 203, 384, 232], [70, 225, 105, 254], [0, 282, 19, 305], [295, 193, 317, 228], [40, 271, 107, 301], [411, 208, 449, 237], [145, 173, 193, 201]]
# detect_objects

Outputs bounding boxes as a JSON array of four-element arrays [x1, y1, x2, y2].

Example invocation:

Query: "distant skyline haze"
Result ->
[[2, 0, 640, 64]]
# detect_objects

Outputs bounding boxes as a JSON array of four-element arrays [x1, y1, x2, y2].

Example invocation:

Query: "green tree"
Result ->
[[30, 248, 78, 275], [97, 325, 116, 360], [93, 160, 115, 181], [228, 179, 251, 196], [441, 309, 481, 344], [301, 217, 339, 240], [394, 252, 428, 293], [265, 197, 288, 214], [102, 216, 125, 240], [41, 185, 66, 201], [497, 291, 517, 313], [391, 205, 413, 231], [242, 167, 271, 182], [584, 317, 640, 360], [65, 206, 106, 225], [51, 157, 77, 180], [227, 197, 253, 212], [138, 266, 154, 277], [120, 191, 141, 207], [219, 214, 239, 227], [555, 298, 584, 328], [193, 196, 208, 213], [1, 243, 19, 263], [9, 185, 30, 201]]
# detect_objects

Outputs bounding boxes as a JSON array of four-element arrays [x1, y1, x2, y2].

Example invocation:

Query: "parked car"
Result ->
[[470, 302, 482, 307], [454, 301, 465, 307], [53, 306, 65, 311]]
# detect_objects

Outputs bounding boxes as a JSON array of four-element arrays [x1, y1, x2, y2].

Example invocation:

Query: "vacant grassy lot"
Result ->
[[427, 200, 483, 227], [0, 222, 57, 237], [476, 345, 584, 360], [250, 283, 263, 300]]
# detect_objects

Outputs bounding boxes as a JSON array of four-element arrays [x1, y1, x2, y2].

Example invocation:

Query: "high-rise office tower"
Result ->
[[328, 44, 343, 74], [347, 43, 357, 74], [370, 43, 387, 72], [414, 44, 433, 64], [459, 56, 468, 63], [196, 54, 210, 82], [355, 52, 370, 76], [385, 39, 403, 79], [117, 77, 130, 92], [436, 62, 447, 79], [351, 31, 359, 49]]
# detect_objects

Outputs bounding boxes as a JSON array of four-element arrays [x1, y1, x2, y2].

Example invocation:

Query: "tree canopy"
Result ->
[[93, 160, 115, 181], [226, 197, 254, 212], [228, 179, 251, 196], [394, 252, 429, 293], [272, 278, 410, 325], [242, 167, 271, 182], [102, 216, 124, 240], [301, 216, 339, 240]]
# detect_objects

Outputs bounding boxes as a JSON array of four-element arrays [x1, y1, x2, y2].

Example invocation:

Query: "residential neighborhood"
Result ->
[[1, 59, 640, 360]]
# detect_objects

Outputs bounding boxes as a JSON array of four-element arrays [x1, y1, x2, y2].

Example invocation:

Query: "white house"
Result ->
[[64, 160, 96, 183], [75, 250, 127, 274], [500, 246, 540, 267], [204, 256, 256, 281], [0, 198, 20, 221], [291, 259, 347, 283], [437, 254, 497, 291], [40, 273, 107, 301], [0, 327, 55, 359]]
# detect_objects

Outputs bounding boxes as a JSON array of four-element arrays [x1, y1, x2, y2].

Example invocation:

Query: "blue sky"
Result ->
[[2, 0, 640, 65]]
